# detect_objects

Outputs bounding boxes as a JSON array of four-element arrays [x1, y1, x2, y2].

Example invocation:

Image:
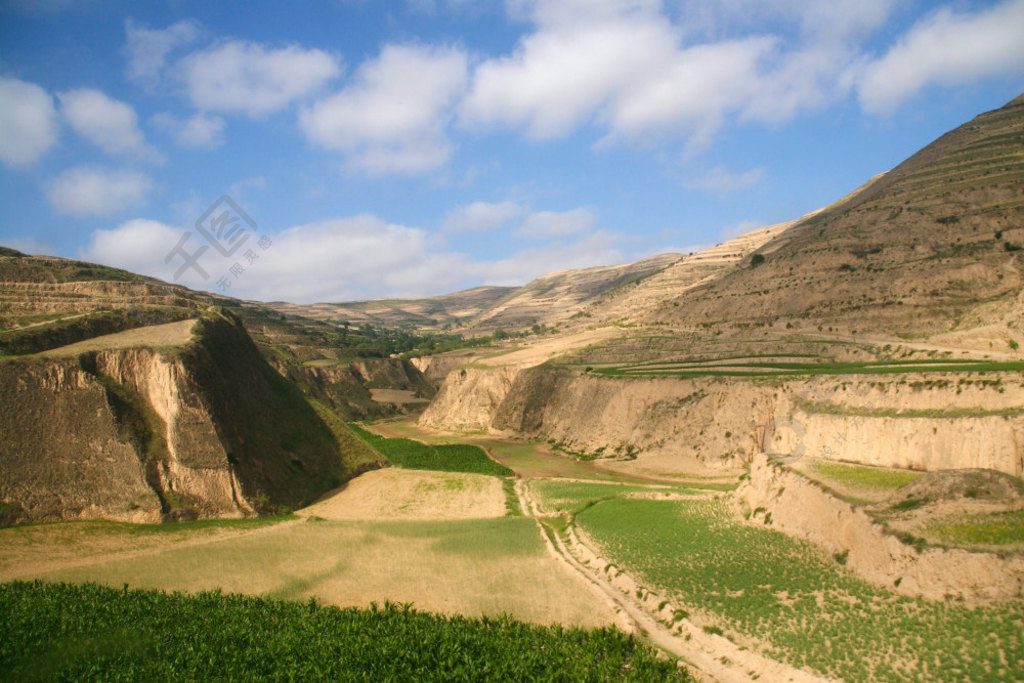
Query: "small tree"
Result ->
[[750, 253, 765, 267]]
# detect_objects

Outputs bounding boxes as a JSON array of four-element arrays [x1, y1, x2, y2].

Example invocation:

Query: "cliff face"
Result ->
[[421, 366, 1023, 475], [0, 310, 361, 524], [736, 453, 1024, 602]]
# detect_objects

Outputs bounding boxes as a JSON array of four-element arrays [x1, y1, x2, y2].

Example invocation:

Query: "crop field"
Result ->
[[351, 424, 514, 477], [575, 497, 1024, 681], [926, 510, 1024, 547], [530, 481, 701, 516], [1, 581, 685, 681], [804, 459, 924, 492], [1, 513, 619, 628], [585, 356, 1024, 379]]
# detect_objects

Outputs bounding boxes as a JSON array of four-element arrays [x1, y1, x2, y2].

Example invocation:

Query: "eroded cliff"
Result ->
[[421, 365, 1023, 476], [0, 309, 374, 524]]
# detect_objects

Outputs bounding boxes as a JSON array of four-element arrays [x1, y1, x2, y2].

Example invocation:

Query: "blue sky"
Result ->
[[1, 0, 1023, 303]]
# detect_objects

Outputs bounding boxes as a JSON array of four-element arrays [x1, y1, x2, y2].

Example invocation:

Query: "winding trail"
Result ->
[[515, 479, 829, 683]]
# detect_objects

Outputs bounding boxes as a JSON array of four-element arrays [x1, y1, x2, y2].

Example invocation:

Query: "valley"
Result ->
[[2, 94, 1023, 680]]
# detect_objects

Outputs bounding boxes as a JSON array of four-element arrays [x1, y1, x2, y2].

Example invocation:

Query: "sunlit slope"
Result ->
[[651, 93, 1024, 342]]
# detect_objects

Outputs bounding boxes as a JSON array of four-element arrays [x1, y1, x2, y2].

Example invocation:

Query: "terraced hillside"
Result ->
[[460, 253, 681, 334], [561, 222, 794, 329], [651, 94, 1024, 347]]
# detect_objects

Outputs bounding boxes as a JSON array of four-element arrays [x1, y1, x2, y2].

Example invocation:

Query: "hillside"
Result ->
[[420, 94, 1024, 479], [267, 286, 516, 328], [0, 308, 381, 524], [459, 253, 682, 334], [651, 93, 1024, 347], [0, 250, 440, 420]]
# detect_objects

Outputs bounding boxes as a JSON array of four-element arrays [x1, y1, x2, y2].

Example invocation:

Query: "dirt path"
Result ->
[[515, 480, 828, 683]]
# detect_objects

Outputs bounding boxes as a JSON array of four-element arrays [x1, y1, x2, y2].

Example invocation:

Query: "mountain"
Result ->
[[652, 94, 1024, 343]]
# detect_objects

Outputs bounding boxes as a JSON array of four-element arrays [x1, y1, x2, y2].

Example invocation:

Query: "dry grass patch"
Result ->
[[16, 516, 618, 628], [298, 469, 505, 521]]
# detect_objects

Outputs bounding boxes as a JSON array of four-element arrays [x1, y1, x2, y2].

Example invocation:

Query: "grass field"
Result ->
[[805, 459, 924, 491], [575, 497, 1024, 681], [927, 510, 1024, 546], [351, 424, 514, 477], [1, 581, 686, 681], [1, 514, 618, 628]]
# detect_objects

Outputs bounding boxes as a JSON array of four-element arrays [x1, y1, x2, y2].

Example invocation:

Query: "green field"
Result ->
[[0, 581, 686, 681], [806, 460, 924, 491], [928, 510, 1024, 546], [575, 497, 1024, 681], [351, 425, 514, 477], [531, 481, 698, 516], [2, 515, 621, 628], [586, 357, 1024, 379]]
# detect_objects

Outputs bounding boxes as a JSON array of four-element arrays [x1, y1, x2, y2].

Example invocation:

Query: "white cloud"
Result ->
[[46, 167, 153, 216], [80, 218, 185, 281], [240, 215, 469, 302], [516, 208, 596, 239], [858, 0, 1024, 113], [460, 4, 675, 139], [59, 88, 161, 161], [123, 18, 200, 85], [77, 209, 632, 302], [683, 165, 764, 194], [179, 40, 342, 117], [0, 77, 60, 167], [460, 0, 847, 147], [442, 200, 525, 233], [152, 112, 225, 148], [300, 44, 468, 174]]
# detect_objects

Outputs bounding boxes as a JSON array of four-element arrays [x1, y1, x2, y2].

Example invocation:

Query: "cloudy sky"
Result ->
[[1, 0, 1022, 303]]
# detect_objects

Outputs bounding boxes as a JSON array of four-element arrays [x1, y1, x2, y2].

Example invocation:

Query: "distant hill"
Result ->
[[266, 286, 516, 329], [460, 253, 682, 334]]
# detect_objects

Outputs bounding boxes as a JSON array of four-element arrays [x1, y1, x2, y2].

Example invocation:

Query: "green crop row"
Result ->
[[0, 581, 688, 681], [350, 425, 514, 477], [576, 498, 1024, 681], [591, 358, 1024, 379], [531, 481, 697, 516]]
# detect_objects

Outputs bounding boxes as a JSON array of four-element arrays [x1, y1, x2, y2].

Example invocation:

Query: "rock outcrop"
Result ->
[[0, 309, 365, 524]]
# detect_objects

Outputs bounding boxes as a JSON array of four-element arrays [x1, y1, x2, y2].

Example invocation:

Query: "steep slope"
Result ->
[[653, 94, 1024, 346], [0, 309, 381, 524]]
